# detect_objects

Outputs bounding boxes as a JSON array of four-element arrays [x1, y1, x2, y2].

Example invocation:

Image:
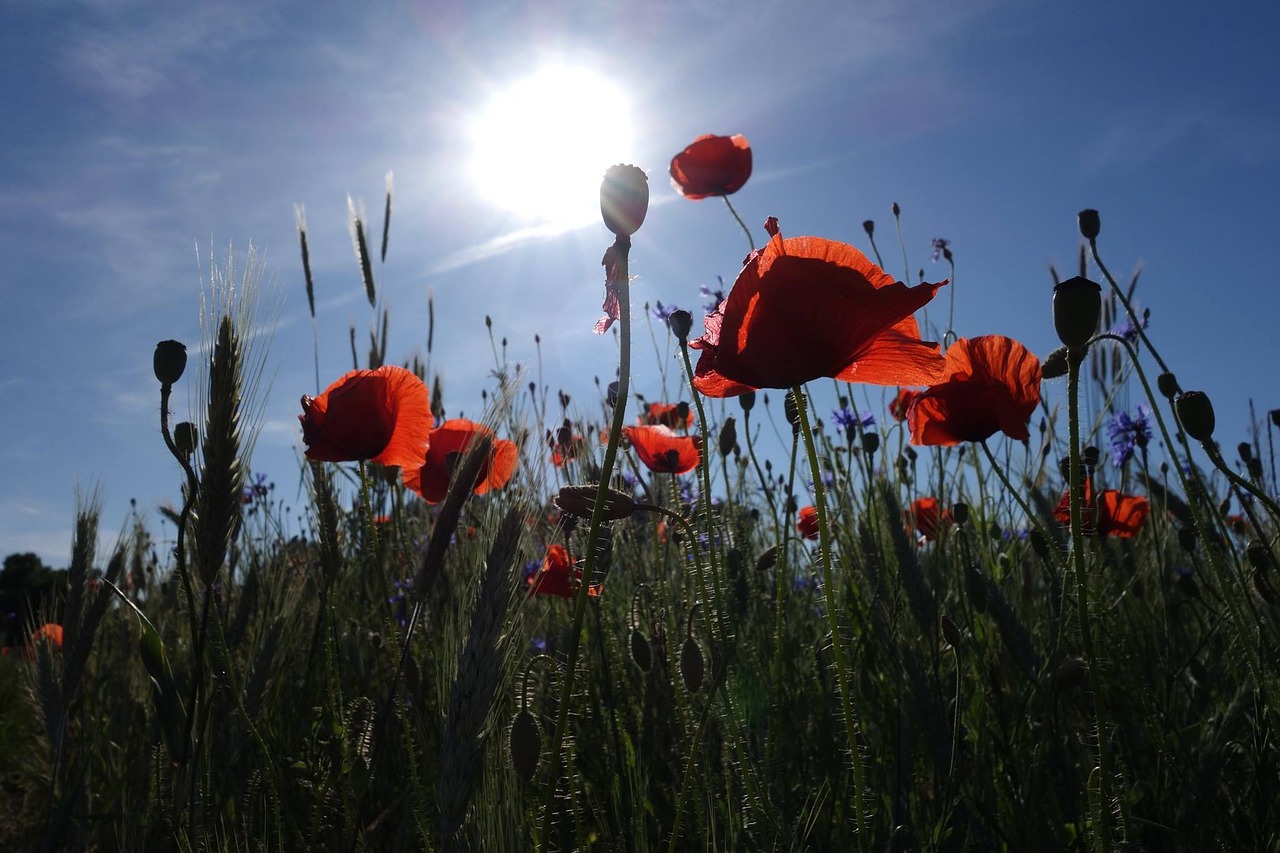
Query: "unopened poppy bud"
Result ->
[[174, 422, 198, 457], [1246, 541, 1275, 573], [862, 219, 875, 237], [1052, 276, 1102, 353], [1042, 346, 1069, 379], [680, 637, 704, 693], [555, 485, 637, 521], [763, 216, 780, 237], [1157, 372, 1182, 400], [739, 391, 756, 413], [892, 202, 901, 217], [1271, 409, 1280, 428], [1238, 442, 1254, 464], [754, 545, 779, 572], [607, 381, 619, 408], [861, 432, 880, 455], [941, 615, 962, 648], [154, 340, 187, 385], [1029, 529, 1052, 560], [1176, 526, 1198, 553], [1175, 391, 1216, 442], [509, 709, 541, 783], [600, 164, 649, 237], [1082, 446, 1099, 470], [952, 503, 970, 525], [629, 628, 652, 672], [1077, 208, 1101, 241], [1054, 657, 1087, 692], [784, 390, 801, 433], [719, 417, 738, 458], [667, 310, 693, 343]]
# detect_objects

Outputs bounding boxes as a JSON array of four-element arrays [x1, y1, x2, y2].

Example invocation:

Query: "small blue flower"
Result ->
[[651, 301, 681, 321], [530, 637, 548, 653], [1106, 404, 1153, 467], [931, 237, 951, 263], [699, 280, 726, 314], [1110, 306, 1150, 344], [832, 407, 875, 435]]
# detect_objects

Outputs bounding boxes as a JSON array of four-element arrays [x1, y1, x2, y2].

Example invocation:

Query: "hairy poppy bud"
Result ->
[[1239, 442, 1255, 464], [784, 390, 802, 434], [555, 485, 637, 521], [667, 309, 693, 343], [862, 219, 875, 237], [1157, 372, 1182, 400], [509, 709, 541, 783], [1029, 528, 1052, 560], [600, 164, 649, 237], [1041, 346, 1069, 379], [952, 503, 970, 525], [1052, 276, 1101, 353], [739, 390, 756, 413], [174, 422, 198, 457], [154, 340, 187, 385], [1077, 209, 1101, 241], [719, 417, 738, 458], [892, 202, 901, 217], [680, 637, 705, 693], [1175, 391, 1216, 442], [861, 432, 880, 455], [1246, 541, 1275, 573]]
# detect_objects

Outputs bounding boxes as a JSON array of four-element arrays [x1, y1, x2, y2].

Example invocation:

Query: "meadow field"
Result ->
[[2, 136, 1278, 852]]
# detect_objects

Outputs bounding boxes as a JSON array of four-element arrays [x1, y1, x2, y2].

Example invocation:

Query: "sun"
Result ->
[[467, 65, 636, 224]]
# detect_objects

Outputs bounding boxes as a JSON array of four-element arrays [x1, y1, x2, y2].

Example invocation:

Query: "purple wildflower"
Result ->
[[699, 279, 726, 314], [1110, 306, 1150, 344], [832, 406, 875, 438], [931, 238, 951, 263], [1106, 404, 1153, 467], [651, 301, 680, 321]]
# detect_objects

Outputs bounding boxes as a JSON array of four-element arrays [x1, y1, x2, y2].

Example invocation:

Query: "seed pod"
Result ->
[[174, 422, 198, 457], [1077, 209, 1101, 241], [667, 310, 693, 343], [680, 637, 704, 693], [600, 164, 649, 237], [719, 417, 738, 458], [153, 340, 188, 385], [1174, 391, 1216, 442], [509, 709, 541, 783], [629, 628, 652, 673], [1052, 276, 1102, 353]]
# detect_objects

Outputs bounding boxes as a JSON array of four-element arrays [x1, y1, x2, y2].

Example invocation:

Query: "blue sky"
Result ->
[[3, 0, 1278, 565]]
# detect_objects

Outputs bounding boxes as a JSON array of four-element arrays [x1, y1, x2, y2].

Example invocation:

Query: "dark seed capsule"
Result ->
[[941, 615, 962, 648], [680, 637, 704, 693], [509, 709, 541, 783]]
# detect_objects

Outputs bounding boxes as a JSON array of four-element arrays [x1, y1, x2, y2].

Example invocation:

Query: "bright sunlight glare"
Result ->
[[468, 66, 635, 224]]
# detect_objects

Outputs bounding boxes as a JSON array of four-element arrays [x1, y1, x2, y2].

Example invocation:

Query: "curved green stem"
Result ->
[[723, 196, 755, 253], [792, 386, 870, 850]]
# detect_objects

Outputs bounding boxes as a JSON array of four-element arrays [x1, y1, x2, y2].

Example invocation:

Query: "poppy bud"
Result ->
[[1052, 276, 1102, 353], [1041, 346, 1070, 379], [154, 340, 187, 385], [784, 391, 801, 434], [1077, 209, 1101, 241], [1157, 372, 1182, 400], [1054, 657, 1087, 693], [667, 310, 693, 343], [600, 164, 649, 237], [629, 628, 652, 672], [1174, 391, 1216, 442], [555, 485, 637, 521], [718, 417, 738, 458], [174, 422, 198, 457], [861, 432, 880, 455], [1238, 442, 1254, 464], [1246, 541, 1275, 573], [1176, 526, 1198, 553], [941, 615, 962, 648], [892, 202, 901, 217], [739, 391, 756, 413], [1249, 457, 1264, 480], [754, 545, 779, 573], [862, 219, 875, 237], [952, 503, 970, 525], [1029, 529, 1052, 560], [1082, 446, 1099, 470], [509, 709, 541, 783], [680, 637, 705, 693], [1271, 409, 1280, 429], [607, 381, 619, 408]]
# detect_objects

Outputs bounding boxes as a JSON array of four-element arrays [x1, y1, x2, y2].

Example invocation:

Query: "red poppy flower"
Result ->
[[689, 225, 947, 397], [1053, 483, 1150, 538], [300, 366, 433, 470], [640, 402, 694, 430], [905, 497, 952, 541], [796, 505, 820, 540], [907, 336, 1041, 446], [527, 544, 602, 598], [889, 388, 921, 422], [403, 419, 518, 504], [669, 134, 753, 199], [624, 425, 702, 474], [25, 623, 63, 661]]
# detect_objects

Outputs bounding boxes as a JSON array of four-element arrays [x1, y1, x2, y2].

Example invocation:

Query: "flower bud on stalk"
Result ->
[[174, 422, 198, 457], [1052, 276, 1101, 354], [154, 340, 187, 386], [1175, 391, 1216, 442], [600, 164, 649, 238], [1077, 208, 1101, 241], [555, 485, 637, 521], [667, 310, 693, 344], [1157, 372, 1182, 400]]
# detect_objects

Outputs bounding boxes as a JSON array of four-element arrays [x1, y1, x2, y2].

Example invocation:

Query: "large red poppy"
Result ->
[[403, 419, 518, 504], [689, 226, 947, 397], [907, 336, 1041, 446], [889, 388, 921, 422], [624, 425, 701, 474], [640, 402, 694, 430], [905, 497, 952, 541], [669, 134, 753, 199], [25, 623, 63, 661], [527, 544, 602, 598], [1053, 483, 1150, 538], [796, 505, 820, 540], [300, 366, 433, 469]]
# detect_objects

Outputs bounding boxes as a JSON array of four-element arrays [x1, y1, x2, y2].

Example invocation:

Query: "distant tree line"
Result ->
[[0, 552, 66, 648]]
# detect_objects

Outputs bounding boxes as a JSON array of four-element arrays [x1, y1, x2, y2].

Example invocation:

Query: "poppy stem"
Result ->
[[791, 385, 871, 851], [1066, 350, 1117, 852], [722, 196, 755, 253], [538, 234, 633, 852], [1089, 239, 1171, 376], [978, 440, 1066, 577]]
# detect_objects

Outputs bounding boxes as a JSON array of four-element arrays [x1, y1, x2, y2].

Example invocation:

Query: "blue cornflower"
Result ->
[[651, 301, 680, 321], [931, 237, 951, 263], [389, 578, 414, 628], [1110, 306, 1150, 344], [699, 280, 726, 314], [678, 477, 698, 506], [832, 406, 875, 437], [1106, 404, 1153, 467]]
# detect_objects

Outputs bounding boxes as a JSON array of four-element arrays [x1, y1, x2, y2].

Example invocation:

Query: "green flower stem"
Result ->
[[538, 234, 633, 852], [1067, 351, 1116, 852], [979, 441, 1067, 577], [1089, 241, 1171, 376], [723, 196, 755, 253], [743, 409, 778, 518], [792, 385, 870, 851], [1202, 440, 1280, 525], [678, 342, 730, 644], [765, 428, 800, 770]]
